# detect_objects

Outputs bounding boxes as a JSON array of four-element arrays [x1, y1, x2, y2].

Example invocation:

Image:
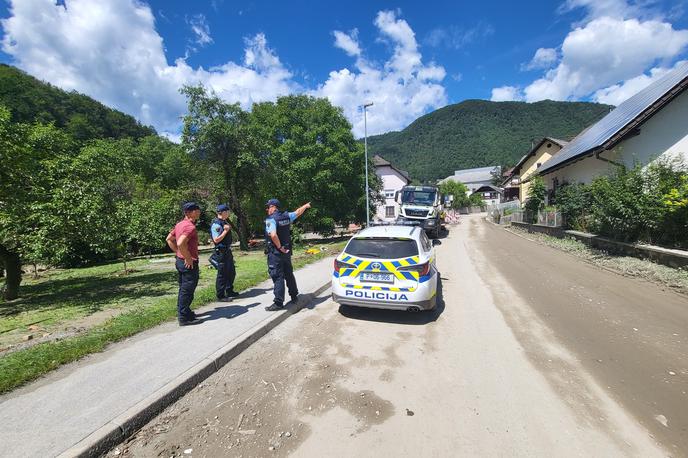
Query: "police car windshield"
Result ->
[[401, 190, 436, 205], [345, 238, 418, 259]]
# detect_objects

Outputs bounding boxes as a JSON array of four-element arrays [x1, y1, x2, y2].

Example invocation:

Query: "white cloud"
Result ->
[[490, 86, 524, 102], [1, 2, 446, 138], [315, 10, 447, 136], [493, 1, 688, 105], [0, 0, 297, 136], [592, 60, 687, 105], [523, 17, 688, 102], [189, 14, 213, 47], [424, 22, 495, 49], [333, 30, 361, 57], [522, 47, 558, 71]]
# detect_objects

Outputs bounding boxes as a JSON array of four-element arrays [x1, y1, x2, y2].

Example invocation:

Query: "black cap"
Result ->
[[182, 202, 200, 212], [216, 204, 230, 213], [265, 198, 280, 208]]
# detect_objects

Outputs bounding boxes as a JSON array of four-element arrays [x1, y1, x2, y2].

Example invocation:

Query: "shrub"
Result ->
[[556, 183, 593, 231], [525, 176, 546, 223], [589, 166, 664, 243]]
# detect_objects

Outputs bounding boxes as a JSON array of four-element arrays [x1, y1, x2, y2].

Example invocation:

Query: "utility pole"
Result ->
[[362, 102, 373, 227]]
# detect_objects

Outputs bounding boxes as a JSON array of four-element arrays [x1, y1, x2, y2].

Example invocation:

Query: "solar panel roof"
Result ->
[[539, 62, 688, 174]]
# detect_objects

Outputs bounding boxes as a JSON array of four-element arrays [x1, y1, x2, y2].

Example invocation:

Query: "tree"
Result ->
[[524, 176, 546, 223], [0, 107, 72, 299], [181, 85, 258, 249], [439, 180, 470, 208], [250, 95, 371, 233]]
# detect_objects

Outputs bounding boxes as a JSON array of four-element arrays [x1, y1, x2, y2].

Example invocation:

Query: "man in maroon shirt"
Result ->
[[166, 202, 202, 325]]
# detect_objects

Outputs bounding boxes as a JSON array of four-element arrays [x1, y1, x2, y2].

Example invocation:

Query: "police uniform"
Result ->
[[264, 202, 299, 310], [210, 205, 238, 300]]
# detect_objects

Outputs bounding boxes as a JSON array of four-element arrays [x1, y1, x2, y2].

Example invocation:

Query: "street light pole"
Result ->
[[363, 102, 373, 227]]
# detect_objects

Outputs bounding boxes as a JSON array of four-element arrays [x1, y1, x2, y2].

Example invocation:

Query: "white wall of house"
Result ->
[[606, 88, 688, 168], [374, 165, 408, 221], [544, 89, 688, 189]]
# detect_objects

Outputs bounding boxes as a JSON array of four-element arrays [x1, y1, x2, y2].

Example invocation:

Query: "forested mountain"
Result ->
[[366, 99, 612, 182], [0, 64, 155, 141]]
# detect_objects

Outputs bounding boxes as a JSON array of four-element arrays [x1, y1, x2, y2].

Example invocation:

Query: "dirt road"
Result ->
[[112, 215, 686, 457]]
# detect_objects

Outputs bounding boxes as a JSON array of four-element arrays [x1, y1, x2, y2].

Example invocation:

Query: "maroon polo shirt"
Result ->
[[171, 218, 199, 261]]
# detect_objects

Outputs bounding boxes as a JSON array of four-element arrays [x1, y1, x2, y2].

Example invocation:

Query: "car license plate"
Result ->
[[360, 272, 393, 283]]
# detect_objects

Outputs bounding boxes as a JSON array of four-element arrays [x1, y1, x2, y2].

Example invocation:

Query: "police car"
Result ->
[[331, 224, 439, 312]]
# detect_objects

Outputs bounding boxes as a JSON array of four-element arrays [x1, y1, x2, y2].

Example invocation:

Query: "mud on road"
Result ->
[[110, 215, 676, 457]]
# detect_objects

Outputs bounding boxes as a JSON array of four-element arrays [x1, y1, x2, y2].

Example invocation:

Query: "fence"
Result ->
[[486, 200, 521, 225], [536, 209, 563, 227]]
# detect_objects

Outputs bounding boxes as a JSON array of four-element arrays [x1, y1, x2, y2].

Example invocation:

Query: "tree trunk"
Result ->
[[223, 161, 250, 251], [0, 243, 22, 300]]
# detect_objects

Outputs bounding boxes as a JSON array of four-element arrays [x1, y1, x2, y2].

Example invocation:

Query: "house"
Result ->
[[538, 62, 688, 196], [500, 167, 520, 201], [507, 137, 568, 202], [440, 166, 501, 195], [373, 155, 410, 221], [471, 185, 502, 206]]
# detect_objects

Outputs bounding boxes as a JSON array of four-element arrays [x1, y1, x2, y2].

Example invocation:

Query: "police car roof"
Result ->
[[354, 225, 420, 240]]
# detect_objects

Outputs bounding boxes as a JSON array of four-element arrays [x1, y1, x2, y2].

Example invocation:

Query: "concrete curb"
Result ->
[[58, 281, 332, 458]]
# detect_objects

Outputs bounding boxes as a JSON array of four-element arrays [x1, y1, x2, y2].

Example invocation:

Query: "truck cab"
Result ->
[[396, 185, 443, 238]]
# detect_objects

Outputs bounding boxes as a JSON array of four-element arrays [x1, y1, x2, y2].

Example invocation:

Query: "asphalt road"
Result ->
[[111, 215, 686, 457]]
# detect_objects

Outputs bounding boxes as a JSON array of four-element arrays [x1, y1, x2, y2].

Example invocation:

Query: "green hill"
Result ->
[[0, 64, 155, 141], [366, 99, 612, 182]]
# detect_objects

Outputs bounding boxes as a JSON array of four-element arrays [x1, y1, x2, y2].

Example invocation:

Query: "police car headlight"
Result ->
[[427, 220, 435, 225]]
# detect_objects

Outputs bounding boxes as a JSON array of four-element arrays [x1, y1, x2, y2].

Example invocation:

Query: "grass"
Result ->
[[0, 241, 345, 394], [508, 226, 688, 294]]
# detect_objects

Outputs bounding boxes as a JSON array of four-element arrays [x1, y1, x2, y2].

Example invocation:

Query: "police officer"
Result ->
[[264, 198, 311, 311], [211, 204, 239, 301]]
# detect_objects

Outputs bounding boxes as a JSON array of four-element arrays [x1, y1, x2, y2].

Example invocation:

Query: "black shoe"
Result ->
[[179, 318, 202, 326], [226, 290, 240, 297], [218, 296, 234, 302], [265, 302, 284, 311], [290, 294, 299, 303]]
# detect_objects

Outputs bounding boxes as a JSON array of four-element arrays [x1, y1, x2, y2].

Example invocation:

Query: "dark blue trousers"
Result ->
[[215, 249, 236, 299], [175, 258, 199, 321], [267, 251, 298, 306]]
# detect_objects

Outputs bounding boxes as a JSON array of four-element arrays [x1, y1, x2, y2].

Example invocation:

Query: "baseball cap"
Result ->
[[182, 202, 200, 212], [216, 204, 230, 213], [265, 198, 280, 208]]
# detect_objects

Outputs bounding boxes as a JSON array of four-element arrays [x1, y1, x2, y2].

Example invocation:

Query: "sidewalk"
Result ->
[[0, 256, 335, 458]]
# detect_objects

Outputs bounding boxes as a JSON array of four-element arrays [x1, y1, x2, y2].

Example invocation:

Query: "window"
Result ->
[[345, 238, 418, 258], [384, 189, 395, 199], [385, 206, 395, 218]]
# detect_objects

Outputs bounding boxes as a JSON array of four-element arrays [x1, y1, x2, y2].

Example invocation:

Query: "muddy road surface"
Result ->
[[111, 215, 685, 457]]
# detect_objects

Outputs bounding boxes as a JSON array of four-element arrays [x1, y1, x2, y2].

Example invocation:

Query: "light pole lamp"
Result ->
[[362, 102, 373, 227]]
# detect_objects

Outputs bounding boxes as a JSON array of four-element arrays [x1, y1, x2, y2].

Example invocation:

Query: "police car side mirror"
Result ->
[[432, 239, 441, 246], [395, 191, 400, 204]]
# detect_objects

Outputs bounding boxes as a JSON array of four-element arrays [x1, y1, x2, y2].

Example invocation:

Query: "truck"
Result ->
[[395, 185, 444, 238]]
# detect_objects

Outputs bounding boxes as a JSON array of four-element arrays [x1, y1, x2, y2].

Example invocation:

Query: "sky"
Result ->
[[1, 0, 687, 140]]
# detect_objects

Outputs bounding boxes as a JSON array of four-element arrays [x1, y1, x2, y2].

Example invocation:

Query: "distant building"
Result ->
[[440, 166, 501, 195], [538, 62, 688, 199], [373, 155, 410, 221], [471, 185, 502, 206]]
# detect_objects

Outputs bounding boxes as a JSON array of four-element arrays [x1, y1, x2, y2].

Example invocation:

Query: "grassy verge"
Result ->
[[0, 241, 345, 394], [507, 225, 688, 294]]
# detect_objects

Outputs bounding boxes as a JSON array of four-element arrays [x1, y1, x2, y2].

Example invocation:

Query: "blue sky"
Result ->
[[1, 0, 687, 139]]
